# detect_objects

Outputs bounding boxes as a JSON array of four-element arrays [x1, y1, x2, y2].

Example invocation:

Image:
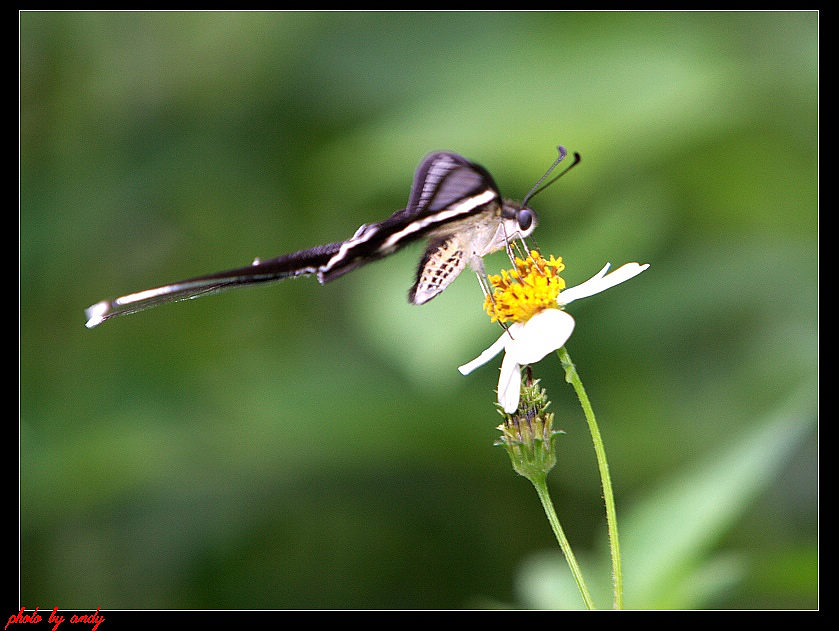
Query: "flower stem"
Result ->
[[557, 346, 624, 610], [529, 471, 597, 609]]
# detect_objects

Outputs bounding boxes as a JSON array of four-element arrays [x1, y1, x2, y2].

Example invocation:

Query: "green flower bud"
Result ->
[[496, 376, 563, 481]]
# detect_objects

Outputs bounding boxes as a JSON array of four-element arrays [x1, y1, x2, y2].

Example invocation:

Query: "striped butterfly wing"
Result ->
[[318, 152, 502, 287]]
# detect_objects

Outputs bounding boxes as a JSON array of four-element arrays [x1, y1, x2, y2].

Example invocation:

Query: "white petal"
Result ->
[[457, 332, 509, 375], [497, 353, 522, 413], [505, 309, 575, 365], [557, 262, 649, 306]]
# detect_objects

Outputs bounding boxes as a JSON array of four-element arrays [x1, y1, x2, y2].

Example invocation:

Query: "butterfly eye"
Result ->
[[516, 208, 534, 231]]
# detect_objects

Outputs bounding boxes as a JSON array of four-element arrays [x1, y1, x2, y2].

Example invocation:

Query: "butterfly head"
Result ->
[[501, 201, 538, 242]]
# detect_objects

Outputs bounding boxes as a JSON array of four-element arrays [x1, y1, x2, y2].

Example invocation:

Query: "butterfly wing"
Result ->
[[408, 236, 469, 305], [84, 241, 344, 328], [404, 152, 499, 218], [318, 152, 501, 284]]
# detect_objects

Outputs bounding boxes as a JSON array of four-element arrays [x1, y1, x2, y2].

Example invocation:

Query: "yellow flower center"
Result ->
[[483, 251, 566, 323]]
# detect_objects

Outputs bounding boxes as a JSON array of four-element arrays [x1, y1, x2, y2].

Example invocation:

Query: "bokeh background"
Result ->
[[20, 11, 817, 610]]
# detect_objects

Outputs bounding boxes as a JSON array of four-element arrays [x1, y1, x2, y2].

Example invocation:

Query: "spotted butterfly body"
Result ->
[[84, 151, 538, 328]]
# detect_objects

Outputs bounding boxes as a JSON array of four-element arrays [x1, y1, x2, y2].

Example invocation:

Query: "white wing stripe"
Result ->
[[321, 224, 380, 272], [379, 189, 496, 251]]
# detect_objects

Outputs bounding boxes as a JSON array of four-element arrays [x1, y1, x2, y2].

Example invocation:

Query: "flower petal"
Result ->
[[505, 309, 575, 365], [457, 331, 509, 375], [497, 352, 522, 413], [557, 262, 649, 306]]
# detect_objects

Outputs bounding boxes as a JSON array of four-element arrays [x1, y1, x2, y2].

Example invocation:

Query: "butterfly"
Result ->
[[84, 148, 576, 328]]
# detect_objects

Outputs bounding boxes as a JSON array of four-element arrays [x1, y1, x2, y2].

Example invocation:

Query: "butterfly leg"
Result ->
[[469, 256, 494, 300], [471, 258, 514, 335], [505, 235, 535, 264]]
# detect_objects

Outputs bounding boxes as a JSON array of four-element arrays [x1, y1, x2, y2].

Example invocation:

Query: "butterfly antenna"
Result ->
[[521, 145, 581, 208]]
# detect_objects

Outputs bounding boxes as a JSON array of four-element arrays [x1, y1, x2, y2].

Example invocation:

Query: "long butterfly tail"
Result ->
[[84, 241, 344, 328], [315, 220, 397, 284]]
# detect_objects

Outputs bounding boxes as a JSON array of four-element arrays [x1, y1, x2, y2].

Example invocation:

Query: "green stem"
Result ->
[[530, 472, 596, 610], [557, 346, 624, 610]]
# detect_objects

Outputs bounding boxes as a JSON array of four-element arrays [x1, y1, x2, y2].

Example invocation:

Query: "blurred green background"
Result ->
[[20, 11, 817, 610]]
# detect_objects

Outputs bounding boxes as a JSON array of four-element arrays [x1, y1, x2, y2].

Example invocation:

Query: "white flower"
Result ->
[[458, 262, 649, 413]]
